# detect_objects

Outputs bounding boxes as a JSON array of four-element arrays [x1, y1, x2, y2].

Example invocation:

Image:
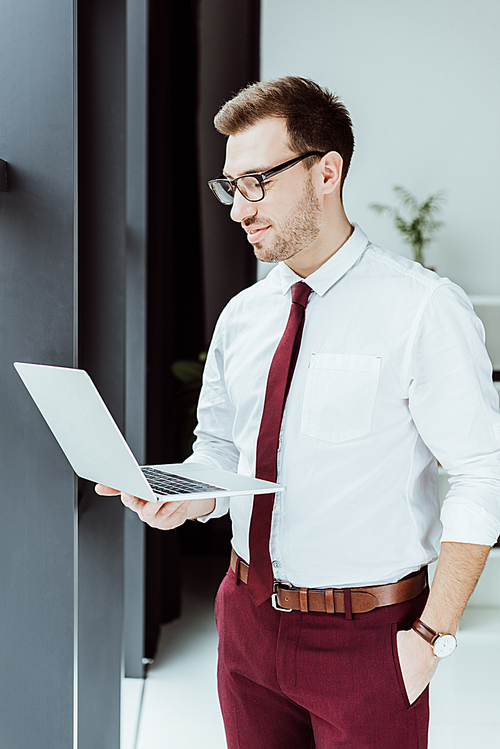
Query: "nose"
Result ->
[[230, 189, 258, 224]]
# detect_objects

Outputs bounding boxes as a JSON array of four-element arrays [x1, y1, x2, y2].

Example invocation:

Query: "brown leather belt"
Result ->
[[230, 548, 428, 614]]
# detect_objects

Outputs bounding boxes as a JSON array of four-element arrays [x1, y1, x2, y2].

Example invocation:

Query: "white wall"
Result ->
[[261, 0, 500, 295]]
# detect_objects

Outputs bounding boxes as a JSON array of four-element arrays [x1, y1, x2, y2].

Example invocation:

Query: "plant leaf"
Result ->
[[369, 185, 446, 261], [171, 360, 204, 384], [368, 202, 393, 216], [393, 185, 418, 212]]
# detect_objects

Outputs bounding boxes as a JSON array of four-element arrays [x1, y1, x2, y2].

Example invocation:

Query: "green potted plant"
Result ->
[[170, 352, 207, 459], [369, 185, 446, 268]]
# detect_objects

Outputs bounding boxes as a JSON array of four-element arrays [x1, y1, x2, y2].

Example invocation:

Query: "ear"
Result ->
[[318, 151, 343, 196]]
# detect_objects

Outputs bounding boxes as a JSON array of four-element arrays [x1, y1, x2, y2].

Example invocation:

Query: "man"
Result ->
[[97, 78, 500, 748]]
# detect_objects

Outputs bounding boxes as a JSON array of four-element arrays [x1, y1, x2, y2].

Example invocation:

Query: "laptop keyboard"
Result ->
[[141, 466, 225, 496]]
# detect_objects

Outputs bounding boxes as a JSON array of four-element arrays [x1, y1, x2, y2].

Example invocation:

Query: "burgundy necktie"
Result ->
[[247, 281, 312, 605]]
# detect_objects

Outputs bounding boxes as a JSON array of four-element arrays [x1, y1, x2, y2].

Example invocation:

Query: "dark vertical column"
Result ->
[[124, 0, 149, 679], [198, 0, 260, 344], [147, 0, 205, 466], [123, 0, 262, 667], [144, 0, 205, 655], [0, 1, 76, 746], [77, 1, 126, 746], [176, 0, 260, 557]]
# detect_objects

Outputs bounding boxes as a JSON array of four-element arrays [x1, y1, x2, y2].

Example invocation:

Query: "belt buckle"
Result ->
[[271, 581, 293, 612]]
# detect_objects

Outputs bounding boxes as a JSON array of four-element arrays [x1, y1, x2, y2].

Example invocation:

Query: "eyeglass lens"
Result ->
[[211, 180, 234, 204], [211, 175, 264, 205], [237, 176, 263, 201]]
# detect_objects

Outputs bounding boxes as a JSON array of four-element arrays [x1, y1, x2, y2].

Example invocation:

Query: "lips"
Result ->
[[245, 225, 270, 244]]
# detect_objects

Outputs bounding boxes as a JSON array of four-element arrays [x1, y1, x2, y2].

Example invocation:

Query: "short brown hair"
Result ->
[[214, 77, 355, 190]]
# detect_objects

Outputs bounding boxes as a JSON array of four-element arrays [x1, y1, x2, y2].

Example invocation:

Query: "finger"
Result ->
[[161, 502, 190, 527], [120, 494, 175, 526], [142, 500, 187, 529], [120, 494, 188, 530], [95, 484, 121, 496], [121, 493, 148, 512], [141, 499, 182, 520]]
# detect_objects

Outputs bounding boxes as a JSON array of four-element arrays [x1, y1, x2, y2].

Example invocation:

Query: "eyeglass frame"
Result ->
[[208, 151, 327, 205]]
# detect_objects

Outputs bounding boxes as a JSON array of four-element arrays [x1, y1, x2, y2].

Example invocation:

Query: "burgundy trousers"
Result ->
[[215, 566, 429, 749]]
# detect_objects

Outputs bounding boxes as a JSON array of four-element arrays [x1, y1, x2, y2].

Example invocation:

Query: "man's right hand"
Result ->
[[95, 484, 216, 530]]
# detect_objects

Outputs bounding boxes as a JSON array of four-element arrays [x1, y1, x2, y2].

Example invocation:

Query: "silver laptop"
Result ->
[[14, 362, 285, 503]]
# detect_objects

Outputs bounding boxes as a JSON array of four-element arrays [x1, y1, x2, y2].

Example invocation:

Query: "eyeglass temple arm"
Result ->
[[208, 151, 326, 193], [260, 152, 326, 181]]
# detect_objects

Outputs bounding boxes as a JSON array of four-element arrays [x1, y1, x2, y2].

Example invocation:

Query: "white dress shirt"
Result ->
[[187, 224, 500, 588]]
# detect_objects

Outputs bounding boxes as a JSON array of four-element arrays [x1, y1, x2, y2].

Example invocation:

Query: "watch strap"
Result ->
[[412, 618, 439, 645]]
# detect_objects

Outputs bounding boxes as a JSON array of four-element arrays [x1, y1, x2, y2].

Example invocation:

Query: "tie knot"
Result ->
[[291, 282, 312, 308]]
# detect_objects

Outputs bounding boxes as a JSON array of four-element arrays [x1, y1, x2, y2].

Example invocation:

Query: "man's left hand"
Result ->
[[396, 628, 438, 704], [95, 484, 216, 529]]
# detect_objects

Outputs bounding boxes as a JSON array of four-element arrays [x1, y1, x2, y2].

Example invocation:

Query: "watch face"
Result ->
[[433, 634, 457, 658]]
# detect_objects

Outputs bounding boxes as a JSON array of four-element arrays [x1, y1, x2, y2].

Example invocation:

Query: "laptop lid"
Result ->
[[14, 362, 284, 502]]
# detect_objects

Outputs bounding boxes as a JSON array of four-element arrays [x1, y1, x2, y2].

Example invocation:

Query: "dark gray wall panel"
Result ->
[[77, 488, 124, 749], [124, 0, 149, 678], [0, 0, 76, 746], [77, 0, 127, 746], [198, 0, 260, 343]]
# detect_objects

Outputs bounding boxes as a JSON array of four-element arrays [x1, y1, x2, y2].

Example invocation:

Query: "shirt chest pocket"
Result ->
[[300, 354, 382, 443]]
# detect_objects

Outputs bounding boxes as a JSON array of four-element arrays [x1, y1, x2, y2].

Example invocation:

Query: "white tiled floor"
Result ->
[[122, 555, 227, 749], [122, 556, 500, 749]]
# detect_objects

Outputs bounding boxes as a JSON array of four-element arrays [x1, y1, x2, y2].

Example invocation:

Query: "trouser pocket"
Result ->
[[390, 622, 430, 710]]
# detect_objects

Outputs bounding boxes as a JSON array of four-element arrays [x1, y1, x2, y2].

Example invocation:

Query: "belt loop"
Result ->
[[299, 587, 309, 613], [344, 588, 353, 620], [325, 588, 335, 614], [235, 556, 241, 585]]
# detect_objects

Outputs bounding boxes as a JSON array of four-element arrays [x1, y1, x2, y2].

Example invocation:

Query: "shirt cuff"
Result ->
[[196, 496, 231, 523], [440, 499, 500, 546]]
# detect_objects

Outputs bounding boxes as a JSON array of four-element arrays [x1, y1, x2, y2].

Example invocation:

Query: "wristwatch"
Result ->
[[412, 619, 457, 658]]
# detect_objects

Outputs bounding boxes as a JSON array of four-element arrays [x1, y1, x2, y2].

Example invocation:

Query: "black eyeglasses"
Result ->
[[208, 151, 326, 206]]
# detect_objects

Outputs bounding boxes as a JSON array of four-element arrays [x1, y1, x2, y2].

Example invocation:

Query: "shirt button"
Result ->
[[272, 560, 282, 569], [273, 500, 279, 512]]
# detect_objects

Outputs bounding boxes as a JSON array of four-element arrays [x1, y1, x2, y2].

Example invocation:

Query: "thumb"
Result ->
[[95, 484, 121, 496]]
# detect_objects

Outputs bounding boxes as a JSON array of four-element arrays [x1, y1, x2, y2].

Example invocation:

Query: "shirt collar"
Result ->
[[278, 223, 369, 297]]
